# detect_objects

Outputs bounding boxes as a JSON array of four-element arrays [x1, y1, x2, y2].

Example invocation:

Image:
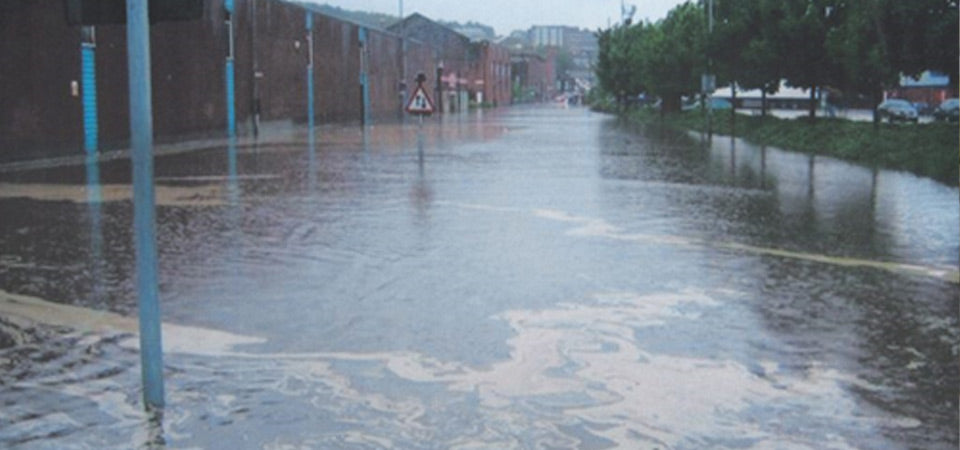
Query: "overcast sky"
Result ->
[[305, 0, 688, 35]]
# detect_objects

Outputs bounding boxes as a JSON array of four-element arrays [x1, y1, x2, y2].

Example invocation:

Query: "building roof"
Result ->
[[388, 13, 469, 41], [295, 1, 395, 34], [900, 71, 950, 88]]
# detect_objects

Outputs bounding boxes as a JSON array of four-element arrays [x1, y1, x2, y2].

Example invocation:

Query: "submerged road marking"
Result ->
[[539, 208, 959, 284], [716, 242, 959, 284], [0, 289, 264, 355], [531, 207, 959, 284], [440, 204, 959, 284]]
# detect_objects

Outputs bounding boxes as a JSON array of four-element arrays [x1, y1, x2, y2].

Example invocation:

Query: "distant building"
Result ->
[[511, 51, 556, 103], [713, 82, 819, 110], [448, 23, 496, 42], [497, 32, 528, 52], [0, 0, 440, 161], [390, 13, 511, 109], [390, 13, 476, 112], [528, 25, 566, 47], [885, 71, 953, 106], [475, 41, 512, 106], [525, 25, 597, 87]]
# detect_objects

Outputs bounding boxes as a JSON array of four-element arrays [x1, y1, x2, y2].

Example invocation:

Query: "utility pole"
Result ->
[[706, 0, 714, 139], [126, 0, 164, 410], [400, 0, 407, 117]]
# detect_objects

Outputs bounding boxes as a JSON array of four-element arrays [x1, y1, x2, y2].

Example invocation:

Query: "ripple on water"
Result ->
[[1, 289, 936, 448]]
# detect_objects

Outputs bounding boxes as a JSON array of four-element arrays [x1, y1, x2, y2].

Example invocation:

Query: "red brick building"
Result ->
[[474, 41, 512, 106], [510, 50, 556, 103], [389, 13, 511, 110]]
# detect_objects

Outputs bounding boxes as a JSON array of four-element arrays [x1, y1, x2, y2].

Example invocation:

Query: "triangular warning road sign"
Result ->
[[405, 85, 435, 115]]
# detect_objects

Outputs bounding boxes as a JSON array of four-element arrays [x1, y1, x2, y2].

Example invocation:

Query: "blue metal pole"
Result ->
[[225, 0, 236, 137], [306, 13, 314, 130], [226, 60, 236, 137], [81, 41, 98, 154], [306, 13, 317, 187], [126, 0, 165, 410], [359, 28, 370, 126]]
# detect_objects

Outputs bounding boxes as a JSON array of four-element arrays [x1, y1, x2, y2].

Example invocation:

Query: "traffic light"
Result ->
[[64, 0, 203, 26]]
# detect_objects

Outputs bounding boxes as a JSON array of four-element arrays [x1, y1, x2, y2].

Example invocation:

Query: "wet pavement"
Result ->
[[0, 106, 957, 449]]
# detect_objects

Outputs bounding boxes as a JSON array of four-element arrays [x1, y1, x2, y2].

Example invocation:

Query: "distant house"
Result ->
[[390, 13, 474, 113], [389, 13, 511, 110], [475, 40, 512, 106], [885, 71, 953, 106]]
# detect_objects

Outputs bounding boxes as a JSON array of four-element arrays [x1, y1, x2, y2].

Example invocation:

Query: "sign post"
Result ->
[[405, 73, 435, 165]]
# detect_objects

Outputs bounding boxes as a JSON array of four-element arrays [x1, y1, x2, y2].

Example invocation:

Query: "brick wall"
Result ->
[[0, 0, 432, 162]]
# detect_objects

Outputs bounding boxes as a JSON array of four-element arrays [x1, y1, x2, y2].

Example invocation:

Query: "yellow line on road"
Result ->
[[530, 207, 960, 285], [716, 242, 960, 284]]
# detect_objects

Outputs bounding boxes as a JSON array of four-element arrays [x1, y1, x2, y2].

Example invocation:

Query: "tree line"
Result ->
[[595, 0, 959, 117]]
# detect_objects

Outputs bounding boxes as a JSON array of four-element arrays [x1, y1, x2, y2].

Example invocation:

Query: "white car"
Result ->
[[877, 99, 919, 123]]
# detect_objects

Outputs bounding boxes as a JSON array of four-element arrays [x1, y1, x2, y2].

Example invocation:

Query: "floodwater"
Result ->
[[0, 106, 957, 449]]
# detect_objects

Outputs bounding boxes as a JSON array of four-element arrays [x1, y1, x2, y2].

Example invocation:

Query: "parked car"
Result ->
[[682, 97, 733, 111], [877, 99, 918, 123], [933, 98, 959, 122], [912, 101, 933, 116]]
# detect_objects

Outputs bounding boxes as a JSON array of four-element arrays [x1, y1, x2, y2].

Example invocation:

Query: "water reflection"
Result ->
[[604, 121, 957, 268], [760, 145, 767, 189], [361, 124, 371, 163], [600, 119, 958, 445], [226, 138, 239, 206], [411, 125, 433, 229], [141, 408, 166, 448], [416, 118, 425, 169], [85, 153, 105, 308], [307, 125, 317, 192]]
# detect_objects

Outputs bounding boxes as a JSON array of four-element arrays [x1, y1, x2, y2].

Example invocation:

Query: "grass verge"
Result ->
[[623, 108, 958, 186]]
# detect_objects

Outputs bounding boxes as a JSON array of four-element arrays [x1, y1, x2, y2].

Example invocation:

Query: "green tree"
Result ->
[[712, 0, 784, 117], [825, 0, 958, 122], [595, 0, 958, 120], [710, 0, 754, 113], [595, 23, 648, 109], [824, 0, 892, 121], [642, 2, 707, 112], [778, 0, 841, 118]]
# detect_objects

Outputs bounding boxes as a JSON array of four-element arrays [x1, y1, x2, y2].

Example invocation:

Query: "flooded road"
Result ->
[[1, 106, 957, 448]]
